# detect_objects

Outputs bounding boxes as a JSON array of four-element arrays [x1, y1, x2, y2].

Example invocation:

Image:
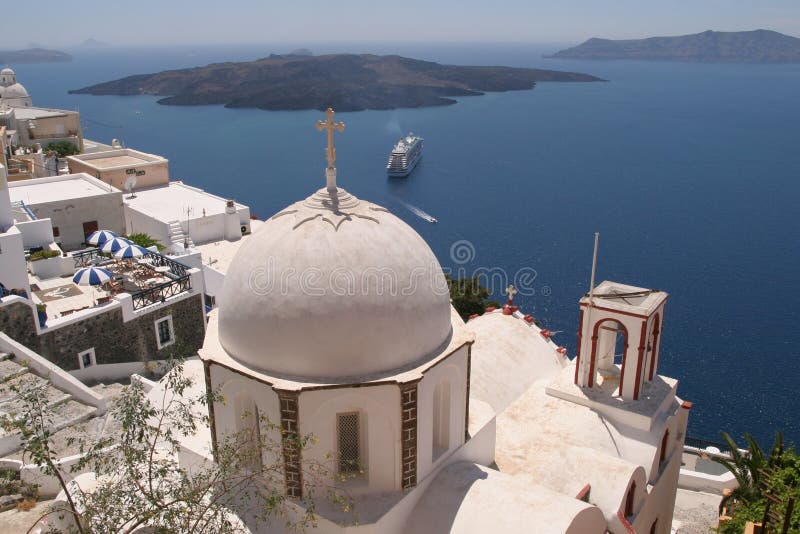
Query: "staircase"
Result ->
[[0, 352, 99, 458], [167, 220, 194, 250]]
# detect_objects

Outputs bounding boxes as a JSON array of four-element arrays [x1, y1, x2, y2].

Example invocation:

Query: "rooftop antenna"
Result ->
[[588, 232, 600, 301], [581, 232, 600, 387]]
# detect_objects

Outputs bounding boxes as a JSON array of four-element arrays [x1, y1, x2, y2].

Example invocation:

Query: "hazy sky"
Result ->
[[4, 0, 800, 48]]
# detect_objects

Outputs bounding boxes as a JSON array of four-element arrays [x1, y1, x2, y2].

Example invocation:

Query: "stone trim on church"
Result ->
[[400, 381, 419, 489], [278, 390, 303, 499]]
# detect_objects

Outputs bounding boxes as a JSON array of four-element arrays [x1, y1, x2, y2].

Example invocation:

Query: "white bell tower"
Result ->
[[574, 280, 668, 401]]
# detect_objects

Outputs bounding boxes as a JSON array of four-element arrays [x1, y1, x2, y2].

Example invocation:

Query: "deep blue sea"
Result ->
[[8, 42, 800, 447]]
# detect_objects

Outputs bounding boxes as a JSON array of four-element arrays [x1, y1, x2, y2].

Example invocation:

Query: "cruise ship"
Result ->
[[386, 134, 423, 177]]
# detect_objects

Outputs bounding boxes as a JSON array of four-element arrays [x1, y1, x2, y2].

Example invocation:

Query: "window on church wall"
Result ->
[[625, 480, 636, 519], [235, 396, 263, 472], [432, 380, 451, 461], [659, 428, 670, 468], [649, 518, 658, 534], [337, 412, 362, 475]]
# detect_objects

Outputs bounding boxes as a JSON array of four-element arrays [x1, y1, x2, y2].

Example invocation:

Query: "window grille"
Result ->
[[337, 412, 360, 474], [155, 316, 175, 349]]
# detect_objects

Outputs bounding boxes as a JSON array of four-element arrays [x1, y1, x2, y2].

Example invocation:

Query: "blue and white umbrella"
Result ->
[[114, 244, 147, 259], [73, 267, 113, 286], [100, 237, 133, 253], [86, 230, 118, 246]]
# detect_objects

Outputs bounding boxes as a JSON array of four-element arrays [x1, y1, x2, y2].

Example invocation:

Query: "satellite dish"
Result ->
[[124, 175, 137, 199]]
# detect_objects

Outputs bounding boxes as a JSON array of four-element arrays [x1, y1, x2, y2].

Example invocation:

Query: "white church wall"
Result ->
[[416, 346, 468, 482], [299, 384, 400, 494], [209, 366, 283, 475], [629, 404, 689, 534]]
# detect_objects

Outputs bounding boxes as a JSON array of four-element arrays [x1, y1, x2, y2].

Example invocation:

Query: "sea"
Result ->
[[8, 42, 800, 447]]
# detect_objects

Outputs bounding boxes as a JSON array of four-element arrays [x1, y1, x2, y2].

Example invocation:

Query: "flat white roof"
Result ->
[[8, 173, 119, 205], [13, 107, 71, 120], [124, 181, 246, 223], [195, 219, 264, 274], [69, 148, 167, 170]]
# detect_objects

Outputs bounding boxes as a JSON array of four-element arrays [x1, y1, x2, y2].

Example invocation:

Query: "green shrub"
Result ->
[[126, 232, 164, 251], [45, 141, 80, 157], [29, 249, 60, 262]]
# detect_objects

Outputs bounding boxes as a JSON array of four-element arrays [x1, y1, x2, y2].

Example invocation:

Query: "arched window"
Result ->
[[235, 395, 263, 471], [659, 428, 670, 467], [625, 480, 636, 518], [649, 518, 658, 534], [432, 380, 451, 461]]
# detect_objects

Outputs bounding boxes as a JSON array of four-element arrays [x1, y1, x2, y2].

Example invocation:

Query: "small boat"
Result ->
[[387, 133, 423, 177]]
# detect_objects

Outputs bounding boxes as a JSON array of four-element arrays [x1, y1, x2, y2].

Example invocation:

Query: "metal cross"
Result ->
[[316, 107, 345, 170]]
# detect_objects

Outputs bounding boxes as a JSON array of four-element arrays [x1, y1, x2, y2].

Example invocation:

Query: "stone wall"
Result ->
[[0, 295, 205, 370]]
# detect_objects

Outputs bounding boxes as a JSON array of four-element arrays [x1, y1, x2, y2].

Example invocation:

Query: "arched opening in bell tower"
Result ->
[[591, 318, 629, 391]]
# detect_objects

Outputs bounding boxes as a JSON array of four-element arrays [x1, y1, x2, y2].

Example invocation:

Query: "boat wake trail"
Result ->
[[397, 199, 437, 223]]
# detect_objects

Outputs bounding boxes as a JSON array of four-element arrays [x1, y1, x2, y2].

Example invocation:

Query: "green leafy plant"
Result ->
[[29, 250, 61, 262], [715, 431, 799, 534], [45, 141, 80, 158], [125, 233, 164, 252], [446, 275, 501, 320], [0, 360, 353, 533]]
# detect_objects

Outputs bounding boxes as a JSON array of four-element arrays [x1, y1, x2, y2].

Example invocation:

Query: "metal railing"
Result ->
[[140, 251, 189, 278], [69, 247, 193, 310], [131, 275, 191, 310], [684, 436, 732, 454], [72, 248, 103, 268]]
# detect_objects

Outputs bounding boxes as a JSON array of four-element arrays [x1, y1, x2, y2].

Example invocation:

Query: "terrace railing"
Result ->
[[684, 436, 733, 455], [72, 248, 103, 268], [141, 251, 189, 278], [131, 275, 192, 310]]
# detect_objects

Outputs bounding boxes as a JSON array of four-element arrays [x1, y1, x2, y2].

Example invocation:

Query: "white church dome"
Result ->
[[217, 187, 453, 380], [0, 68, 14, 75], [3, 83, 28, 98]]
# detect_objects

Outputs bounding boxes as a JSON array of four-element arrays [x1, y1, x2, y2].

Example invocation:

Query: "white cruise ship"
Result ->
[[386, 134, 423, 177]]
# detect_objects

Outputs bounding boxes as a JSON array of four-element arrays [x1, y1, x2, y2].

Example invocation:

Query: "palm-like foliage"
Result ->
[[713, 431, 784, 514]]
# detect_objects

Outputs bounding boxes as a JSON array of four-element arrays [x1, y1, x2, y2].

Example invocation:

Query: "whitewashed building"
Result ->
[[192, 111, 690, 533]]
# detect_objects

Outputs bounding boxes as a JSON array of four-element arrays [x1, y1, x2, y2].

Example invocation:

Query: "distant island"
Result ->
[[549, 29, 800, 63], [0, 48, 72, 64], [69, 53, 603, 111], [78, 38, 112, 48]]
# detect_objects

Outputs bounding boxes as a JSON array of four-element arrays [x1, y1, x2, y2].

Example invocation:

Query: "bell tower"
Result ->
[[574, 281, 668, 401]]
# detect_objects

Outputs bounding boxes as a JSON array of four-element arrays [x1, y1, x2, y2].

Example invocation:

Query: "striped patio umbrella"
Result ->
[[114, 244, 148, 259], [86, 230, 118, 246], [73, 267, 113, 286], [100, 237, 133, 253]]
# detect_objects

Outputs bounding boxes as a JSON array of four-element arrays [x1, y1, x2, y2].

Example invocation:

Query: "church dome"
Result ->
[[0, 68, 13, 74], [217, 187, 453, 380], [3, 83, 28, 98]]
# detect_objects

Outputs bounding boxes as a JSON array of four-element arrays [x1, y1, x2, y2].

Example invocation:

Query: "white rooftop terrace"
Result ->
[[124, 181, 247, 222], [68, 147, 166, 171], [8, 173, 119, 205], [194, 219, 264, 274], [13, 107, 73, 120]]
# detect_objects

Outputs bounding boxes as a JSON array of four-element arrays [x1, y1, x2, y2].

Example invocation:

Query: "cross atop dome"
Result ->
[[316, 107, 345, 191]]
